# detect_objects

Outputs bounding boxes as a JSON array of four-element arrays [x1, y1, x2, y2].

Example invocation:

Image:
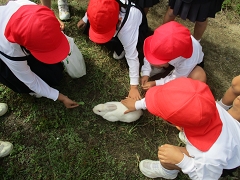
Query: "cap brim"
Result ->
[[31, 32, 70, 64], [182, 37, 193, 59], [144, 36, 170, 65], [89, 25, 116, 44], [184, 109, 222, 152]]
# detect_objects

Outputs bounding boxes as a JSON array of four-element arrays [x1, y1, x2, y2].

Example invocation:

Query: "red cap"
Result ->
[[145, 78, 222, 152], [87, 0, 119, 43], [144, 21, 193, 65], [5, 5, 70, 64]]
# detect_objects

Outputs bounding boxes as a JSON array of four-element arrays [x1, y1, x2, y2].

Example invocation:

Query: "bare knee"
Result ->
[[231, 75, 240, 95], [188, 66, 206, 83]]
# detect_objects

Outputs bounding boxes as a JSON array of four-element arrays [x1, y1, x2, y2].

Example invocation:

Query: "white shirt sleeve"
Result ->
[[0, 55, 59, 101], [141, 57, 151, 76], [82, 12, 88, 23], [135, 98, 147, 110], [176, 153, 223, 180], [117, 7, 142, 85]]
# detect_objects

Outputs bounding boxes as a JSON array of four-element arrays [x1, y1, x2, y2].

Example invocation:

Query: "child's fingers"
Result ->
[[142, 86, 149, 90], [124, 109, 131, 114]]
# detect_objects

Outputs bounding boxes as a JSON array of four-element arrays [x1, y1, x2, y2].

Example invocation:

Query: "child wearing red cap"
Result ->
[[77, 0, 148, 100], [0, 0, 79, 108], [141, 21, 206, 91], [121, 77, 240, 179]]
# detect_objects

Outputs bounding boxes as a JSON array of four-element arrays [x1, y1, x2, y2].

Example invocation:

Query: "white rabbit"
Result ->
[[93, 101, 143, 123]]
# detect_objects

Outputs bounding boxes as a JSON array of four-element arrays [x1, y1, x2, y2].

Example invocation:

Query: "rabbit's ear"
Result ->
[[106, 104, 117, 111]]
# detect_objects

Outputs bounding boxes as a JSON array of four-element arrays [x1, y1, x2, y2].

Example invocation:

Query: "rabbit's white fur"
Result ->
[[93, 101, 143, 123]]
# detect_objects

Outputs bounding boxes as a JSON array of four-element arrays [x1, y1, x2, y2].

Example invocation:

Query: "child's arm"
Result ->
[[141, 57, 151, 85], [77, 12, 88, 29], [121, 97, 146, 113], [175, 151, 223, 179], [155, 60, 195, 86], [118, 7, 142, 100], [158, 144, 185, 165], [158, 144, 223, 179], [142, 81, 156, 90]]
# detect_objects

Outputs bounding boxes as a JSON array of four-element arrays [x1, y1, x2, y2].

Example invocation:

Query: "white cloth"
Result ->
[[83, 5, 142, 85], [0, 0, 59, 101], [141, 36, 204, 85]]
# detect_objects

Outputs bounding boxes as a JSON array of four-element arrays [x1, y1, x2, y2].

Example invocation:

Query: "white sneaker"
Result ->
[[0, 141, 13, 158], [113, 50, 125, 60], [0, 103, 8, 116], [179, 131, 187, 144], [139, 160, 179, 179], [58, 0, 70, 20], [150, 66, 165, 77], [29, 92, 42, 98]]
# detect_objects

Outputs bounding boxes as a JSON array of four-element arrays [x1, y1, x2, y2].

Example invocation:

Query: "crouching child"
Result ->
[[121, 78, 240, 179]]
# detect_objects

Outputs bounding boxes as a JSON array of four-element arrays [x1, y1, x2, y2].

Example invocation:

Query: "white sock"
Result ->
[[217, 99, 232, 110], [159, 162, 179, 175]]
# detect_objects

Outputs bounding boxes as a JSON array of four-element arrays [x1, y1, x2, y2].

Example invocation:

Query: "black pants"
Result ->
[[0, 55, 64, 93]]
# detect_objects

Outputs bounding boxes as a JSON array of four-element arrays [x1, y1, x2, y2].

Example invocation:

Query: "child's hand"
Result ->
[[158, 144, 184, 164], [128, 85, 142, 100], [58, 93, 79, 109], [121, 97, 137, 114], [62, 97, 79, 108], [77, 19, 86, 29], [141, 76, 149, 86], [58, 18, 65, 31], [142, 81, 156, 91]]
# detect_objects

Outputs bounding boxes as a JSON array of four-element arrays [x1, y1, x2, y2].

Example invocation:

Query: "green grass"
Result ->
[[0, 0, 240, 179], [222, 0, 240, 15]]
